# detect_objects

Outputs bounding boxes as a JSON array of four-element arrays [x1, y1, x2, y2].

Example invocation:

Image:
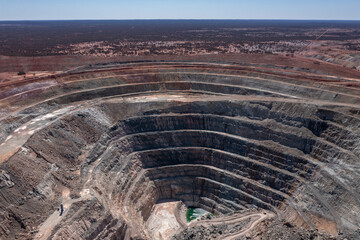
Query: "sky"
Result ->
[[0, 0, 360, 21]]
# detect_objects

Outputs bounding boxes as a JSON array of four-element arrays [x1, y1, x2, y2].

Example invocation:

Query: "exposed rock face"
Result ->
[[0, 62, 360, 239]]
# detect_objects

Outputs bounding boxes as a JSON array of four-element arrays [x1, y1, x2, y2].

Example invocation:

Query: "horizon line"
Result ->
[[1, 18, 360, 22]]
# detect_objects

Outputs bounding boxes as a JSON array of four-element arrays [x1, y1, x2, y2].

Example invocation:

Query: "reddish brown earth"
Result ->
[[2, 53, 360, 78]]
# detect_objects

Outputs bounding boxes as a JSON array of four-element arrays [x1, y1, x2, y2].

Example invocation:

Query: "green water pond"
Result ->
[[186, 207, 212, 222]]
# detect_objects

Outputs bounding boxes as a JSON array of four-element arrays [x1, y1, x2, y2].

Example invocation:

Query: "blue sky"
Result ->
[[0, 0, 359, 20]]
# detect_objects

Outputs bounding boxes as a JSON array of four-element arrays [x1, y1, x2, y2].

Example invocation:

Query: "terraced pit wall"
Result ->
[[0, 62, 359, 239]]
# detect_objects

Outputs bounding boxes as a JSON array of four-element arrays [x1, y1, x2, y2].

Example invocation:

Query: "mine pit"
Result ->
[[1, 62, 360, 239], [186, 207, 211, 222]]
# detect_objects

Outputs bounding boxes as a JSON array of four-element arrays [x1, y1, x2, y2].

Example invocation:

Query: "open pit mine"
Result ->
[[1, 61, 360, 240]]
